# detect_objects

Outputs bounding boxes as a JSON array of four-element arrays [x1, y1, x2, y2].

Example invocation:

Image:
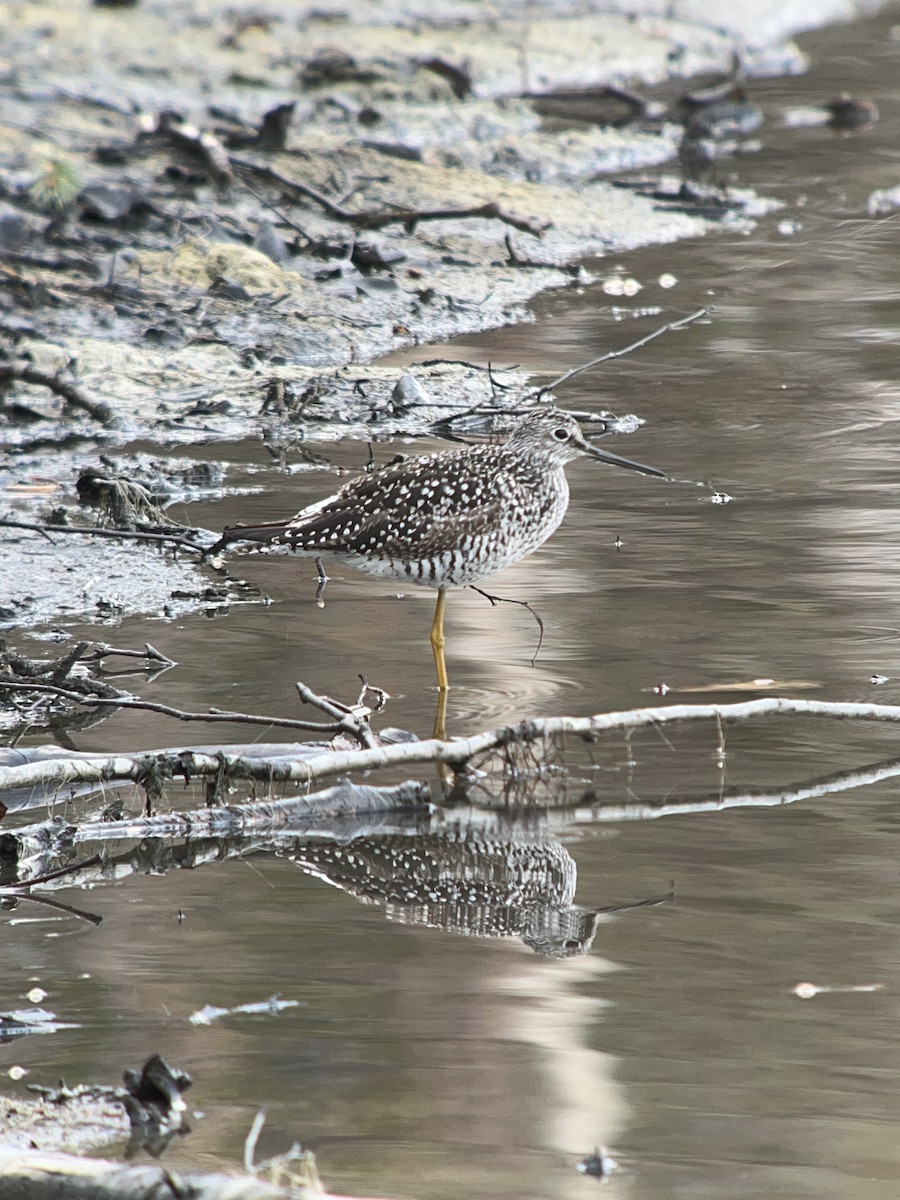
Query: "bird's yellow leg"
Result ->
[[432, 686, 449, 744], [430, 587, 449, 693]]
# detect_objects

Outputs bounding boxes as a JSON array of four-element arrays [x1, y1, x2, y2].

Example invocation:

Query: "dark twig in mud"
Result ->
[[470, 585, 545, 667], [0, 680, 369, 738], [504, 231, 574, 270], [230, 157, 548, 235], [0, 518, 207, 555], [0, 363, 113, 422], [529, 305, 714, 400]]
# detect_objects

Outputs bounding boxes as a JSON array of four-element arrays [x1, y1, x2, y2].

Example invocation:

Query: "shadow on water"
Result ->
[[6, 7, 900, 1199]]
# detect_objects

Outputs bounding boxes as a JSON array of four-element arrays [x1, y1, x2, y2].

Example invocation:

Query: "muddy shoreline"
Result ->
[[2, 0, 880, 631]]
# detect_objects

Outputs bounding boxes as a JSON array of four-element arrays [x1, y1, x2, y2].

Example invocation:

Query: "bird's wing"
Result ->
[[217, 456, 509, 558]]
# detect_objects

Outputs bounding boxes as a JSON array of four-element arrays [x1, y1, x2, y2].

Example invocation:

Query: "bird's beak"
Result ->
[[579, 434, 669, 479]]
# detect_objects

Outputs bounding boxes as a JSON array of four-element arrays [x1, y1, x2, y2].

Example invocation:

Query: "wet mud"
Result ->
[[1, 0, 836, 629]]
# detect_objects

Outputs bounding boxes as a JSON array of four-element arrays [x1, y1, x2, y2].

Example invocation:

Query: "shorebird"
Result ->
[[214, 407, 668, 690]]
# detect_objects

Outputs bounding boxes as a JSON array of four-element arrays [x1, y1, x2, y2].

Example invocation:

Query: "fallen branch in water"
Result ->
[[5, 696, 900, 798], [231, 157, 548, 236], [0, 639, 127, 701], [0, 678, 379, 745], [78, 642, 176, 669], [0, 1147, 297, 1200], [0, 362, 113, 423]]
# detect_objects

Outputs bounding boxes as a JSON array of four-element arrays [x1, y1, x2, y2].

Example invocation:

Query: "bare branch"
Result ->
[[231, 157, 548, 236], [0, 518, 207, 555], [6, 696, 900, 796], [0, 679, 359, 737], [529, 306, 714, 400], [469, 584, 544, 666], [0, 363, 113, 422]]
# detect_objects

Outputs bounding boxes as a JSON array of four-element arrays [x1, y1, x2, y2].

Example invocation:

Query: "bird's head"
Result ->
[[508, 407, 668, 478]]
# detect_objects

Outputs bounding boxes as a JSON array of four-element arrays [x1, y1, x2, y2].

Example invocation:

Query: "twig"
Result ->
[[230, 157, 548, 236], [469, 585, 545, 667], [7, 697, 900, 795], [0, 891, 104, 926], [0, 518, 207, 555], [0, 640, 127, 701], [79, 643, 177, 668], [0, 853, 102, 890], [244, 1110, 267, 1174], [504, 231, 573, 270], [296, 680, 377, 748], [0, 363, 113, 422], [528, 306, 713, 400], [0, 680, 361, 737]]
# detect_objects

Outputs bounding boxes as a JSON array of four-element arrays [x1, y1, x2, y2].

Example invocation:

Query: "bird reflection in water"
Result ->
[[288, 832, 670, 958]]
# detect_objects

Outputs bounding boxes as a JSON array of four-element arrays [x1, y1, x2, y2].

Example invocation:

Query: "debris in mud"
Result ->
[[17, 1054, 192, 1159], [119, 1054, 192, 1158], [75, 469, 176, 528]]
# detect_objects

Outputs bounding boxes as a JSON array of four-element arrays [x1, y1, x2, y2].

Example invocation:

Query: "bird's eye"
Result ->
[[553, 427, 569, 441]]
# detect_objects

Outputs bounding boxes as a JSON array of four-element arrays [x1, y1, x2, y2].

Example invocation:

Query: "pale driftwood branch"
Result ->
[[0, 1147, 293, 1200], [78, 642, 176, 668], [4, 697, 900, 797]]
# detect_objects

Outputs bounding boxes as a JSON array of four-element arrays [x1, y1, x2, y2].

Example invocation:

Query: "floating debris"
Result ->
[[0, 1008, 79, 1040], [825, 94, 879, 132], [793, 981, 884, 999], [189, 995, 301, 1026], [647, 677, 822, 695], [577, 1147, 618, 1182], [601, 275, 642, 297]]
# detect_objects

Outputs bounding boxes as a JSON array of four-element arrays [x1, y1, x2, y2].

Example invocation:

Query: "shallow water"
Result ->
[[6, 8, 900, 1199]]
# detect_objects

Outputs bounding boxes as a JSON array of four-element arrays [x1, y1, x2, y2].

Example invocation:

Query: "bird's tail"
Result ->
[[206, 521, 307, 557]]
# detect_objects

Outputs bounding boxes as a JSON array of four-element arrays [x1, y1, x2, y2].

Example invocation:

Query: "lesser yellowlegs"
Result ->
[[215, 407, 668, 690]]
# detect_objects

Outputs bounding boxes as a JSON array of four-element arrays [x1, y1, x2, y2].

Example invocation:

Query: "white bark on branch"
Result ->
[[3, 697, 900, 800], [0, 1147, 293, 1200]]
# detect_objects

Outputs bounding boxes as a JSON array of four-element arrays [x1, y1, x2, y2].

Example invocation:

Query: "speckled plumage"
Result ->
[[220, 407, 666, 588]]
